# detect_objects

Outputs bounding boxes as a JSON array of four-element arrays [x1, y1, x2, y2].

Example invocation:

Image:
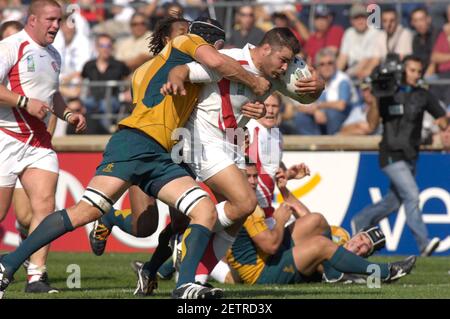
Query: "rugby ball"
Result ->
[[283, 56, 317, 104]]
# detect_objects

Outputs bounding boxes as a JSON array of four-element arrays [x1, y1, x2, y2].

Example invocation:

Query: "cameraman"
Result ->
[[351, 55, 449, 256]]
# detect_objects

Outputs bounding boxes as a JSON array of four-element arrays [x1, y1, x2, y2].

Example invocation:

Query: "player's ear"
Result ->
[[261, 43, 272, 57], [28, 14, 37, 27]]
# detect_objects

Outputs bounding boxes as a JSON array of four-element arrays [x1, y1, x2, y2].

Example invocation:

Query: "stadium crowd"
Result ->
[[1, 0, 450, 138]]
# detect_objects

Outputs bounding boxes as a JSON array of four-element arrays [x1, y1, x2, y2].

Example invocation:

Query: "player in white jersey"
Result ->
[[0, 0, 86, 294], [161, 28, 324, 290], [245, 93, 310, 228]]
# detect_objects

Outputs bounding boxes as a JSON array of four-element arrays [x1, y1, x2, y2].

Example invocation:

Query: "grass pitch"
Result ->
[[1, 252, 449, 299]]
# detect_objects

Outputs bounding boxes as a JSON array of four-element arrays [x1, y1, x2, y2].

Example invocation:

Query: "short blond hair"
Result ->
[[28, 0, 61, 16]]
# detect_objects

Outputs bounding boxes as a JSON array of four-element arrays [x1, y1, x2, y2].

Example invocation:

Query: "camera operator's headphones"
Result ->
[[189, 17, 226, 48], [358, 226, 386, 256]]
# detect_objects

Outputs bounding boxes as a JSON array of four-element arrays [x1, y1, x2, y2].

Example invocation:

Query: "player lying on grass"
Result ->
[[220, 162, 416, 286]]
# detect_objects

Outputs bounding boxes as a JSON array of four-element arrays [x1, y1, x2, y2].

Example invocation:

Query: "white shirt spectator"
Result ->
[[53, 31, 93, 78], [374, 25, 413, 60], [340, 26, 381, 71], [256, 0, 296, 15]]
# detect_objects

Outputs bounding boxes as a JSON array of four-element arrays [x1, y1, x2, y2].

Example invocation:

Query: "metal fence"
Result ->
[[67, 77, 450, 133]]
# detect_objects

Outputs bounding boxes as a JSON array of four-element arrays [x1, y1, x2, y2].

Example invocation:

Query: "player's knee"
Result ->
[[236, 191, 257, 218], [188, 197, 217, 228], [310, 212, 329, 232], [313, 235, 332, 253]]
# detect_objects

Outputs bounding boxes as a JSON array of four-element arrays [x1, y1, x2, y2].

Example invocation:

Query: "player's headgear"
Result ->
[[189, 16, 226, 48], [358, 226, 386, 256]]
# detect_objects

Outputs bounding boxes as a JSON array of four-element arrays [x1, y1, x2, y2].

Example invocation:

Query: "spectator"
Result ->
[[271, 11, 309, 47], [115, 13, 152, 71], [295, 48, 357, 135], [228, 5, 265, 48], [374, 7, 413, 61], [337, 3, 381, 80], [165, 1, 185, 18], [65, 98, 110, 135], [0, 20, 23, 40], [53, 14, 93, 100], [430, 4, 450, 108], [110, 0, 135, 24], [410, 7, 438, 76], [81, 33, 130, 132], [303, 4, 344, 65], [75, 0, 105, 27], [0, 0, 24, 23], [339, 82, 380, 135]]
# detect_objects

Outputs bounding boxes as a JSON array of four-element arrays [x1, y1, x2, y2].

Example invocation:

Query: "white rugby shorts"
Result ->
[[182, 134, 245, 182], [0, 130, 59, 187]]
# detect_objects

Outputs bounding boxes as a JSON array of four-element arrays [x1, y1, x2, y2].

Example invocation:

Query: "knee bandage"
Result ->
[[175, 186, 209, 216], [81, 187, 114, 215]]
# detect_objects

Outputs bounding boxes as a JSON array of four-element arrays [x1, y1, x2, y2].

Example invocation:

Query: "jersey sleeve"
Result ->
[[0, 41, 18, 83], [172, 34, 210, 60], [244, 206, 268, 238], [187, 61, 222, 83], [425, 90, 446, 119]]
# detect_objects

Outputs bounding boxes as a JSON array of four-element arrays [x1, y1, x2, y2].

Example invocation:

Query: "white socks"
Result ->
[[214, 201, 234, 232], [27, 262, 46, 283]]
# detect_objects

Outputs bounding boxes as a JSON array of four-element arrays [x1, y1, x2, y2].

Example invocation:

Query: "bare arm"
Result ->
[[0, 84, 22, 108], [46, 114, 57, 136], [276, 168, 311, 218], [317, 100, 347, 112], [435, 115, 449, 131], [336, 53, 348, 71], [194, 45, 270, 96], [430, 51, 450, 64], [366, 93, 380, 133], [284, 10, 310, 41], [251, 204, 293, 255]]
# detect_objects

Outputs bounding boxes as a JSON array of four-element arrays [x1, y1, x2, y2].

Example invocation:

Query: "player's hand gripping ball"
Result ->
[[283, 56, 318, 104]]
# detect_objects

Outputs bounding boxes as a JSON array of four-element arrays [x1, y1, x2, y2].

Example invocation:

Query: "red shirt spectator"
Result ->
[[72, 0, 105, 26], [303, 5, 344, 65], [432, 30, 450, 73]]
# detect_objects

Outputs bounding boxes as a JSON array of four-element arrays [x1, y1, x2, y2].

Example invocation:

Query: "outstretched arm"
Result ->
[[276, 168, 311, 218], [194, 45, 270, 96]]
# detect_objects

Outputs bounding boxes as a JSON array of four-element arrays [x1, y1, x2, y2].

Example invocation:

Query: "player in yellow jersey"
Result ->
[[0, 18, 270, 300], [222, 162, 416, 286]]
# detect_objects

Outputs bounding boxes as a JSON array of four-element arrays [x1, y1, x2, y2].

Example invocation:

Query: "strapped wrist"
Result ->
[[63, 110, 73, 122], [16, 95, 29, 109]]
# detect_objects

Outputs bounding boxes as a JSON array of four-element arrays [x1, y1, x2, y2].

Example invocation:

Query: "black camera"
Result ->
[[367, 53, 403, 98]]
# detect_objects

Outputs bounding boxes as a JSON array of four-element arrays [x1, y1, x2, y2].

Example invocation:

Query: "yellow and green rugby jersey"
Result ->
[[226, 206, 270, 284], [119, 34, 210, 151]]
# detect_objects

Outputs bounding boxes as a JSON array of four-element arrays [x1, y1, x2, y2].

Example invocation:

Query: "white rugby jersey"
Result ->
[[186, 44, 262, 140], [246, 119, 283, 218], [186, 43, 296, 140], [0, 30, 61, 148]]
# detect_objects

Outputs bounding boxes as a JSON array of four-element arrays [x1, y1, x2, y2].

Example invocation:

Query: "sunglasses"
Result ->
[[240, 13, 254, 17], [98, 43, 112, 49]]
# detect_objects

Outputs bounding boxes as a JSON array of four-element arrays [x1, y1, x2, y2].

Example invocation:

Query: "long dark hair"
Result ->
[[148, 17, 188, 56]]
